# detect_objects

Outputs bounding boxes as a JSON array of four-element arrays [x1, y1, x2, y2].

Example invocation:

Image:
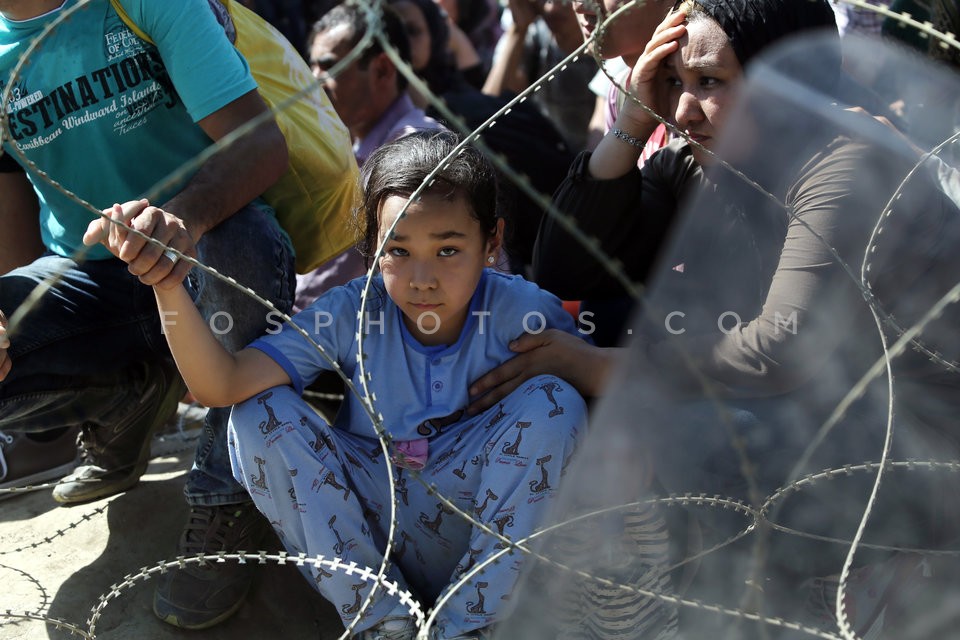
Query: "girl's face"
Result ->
[[378, 193, 501, 346], [662, 16, 742, 165]]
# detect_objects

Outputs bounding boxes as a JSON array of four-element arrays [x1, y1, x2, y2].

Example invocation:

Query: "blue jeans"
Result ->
[[0, 201, 294, 506]]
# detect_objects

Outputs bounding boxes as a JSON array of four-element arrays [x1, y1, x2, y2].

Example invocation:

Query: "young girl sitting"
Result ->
[[92, 130, 587, 639]]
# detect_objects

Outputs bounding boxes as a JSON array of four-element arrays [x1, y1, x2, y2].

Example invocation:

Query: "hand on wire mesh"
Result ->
[[83, 199, 196, 289]]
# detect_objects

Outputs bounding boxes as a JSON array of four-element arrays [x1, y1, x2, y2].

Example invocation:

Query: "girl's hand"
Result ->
[[83, 200, 197, 289], [617, 9, 687, 133]]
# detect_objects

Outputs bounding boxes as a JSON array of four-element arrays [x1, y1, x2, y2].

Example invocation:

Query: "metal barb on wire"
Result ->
[[4, 0, 960, 637]]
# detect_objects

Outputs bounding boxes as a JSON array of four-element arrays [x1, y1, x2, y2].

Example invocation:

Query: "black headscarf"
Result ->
[[684, 0, 854, 107], [690, 0, 839, 67]]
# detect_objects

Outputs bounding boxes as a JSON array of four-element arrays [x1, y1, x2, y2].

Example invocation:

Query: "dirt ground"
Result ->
[[0, 408, 347, 640]]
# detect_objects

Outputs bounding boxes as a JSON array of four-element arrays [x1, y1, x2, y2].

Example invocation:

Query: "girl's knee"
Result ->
[[518, 374, 588, 423], [492, 375, 587, 450], [228, 385, 301, 440]]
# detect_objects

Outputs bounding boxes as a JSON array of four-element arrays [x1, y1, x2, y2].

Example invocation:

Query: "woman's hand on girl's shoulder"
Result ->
[[467, 328, 618, 413]]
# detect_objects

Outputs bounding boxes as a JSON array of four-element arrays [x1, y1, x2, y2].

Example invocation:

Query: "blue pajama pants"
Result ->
[[228, 374, 586, 637]]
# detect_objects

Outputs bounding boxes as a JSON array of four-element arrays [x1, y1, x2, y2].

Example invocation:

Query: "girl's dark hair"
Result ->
[[357, 130, 500, 264]]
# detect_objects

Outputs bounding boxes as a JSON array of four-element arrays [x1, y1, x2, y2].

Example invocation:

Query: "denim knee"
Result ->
[[188, 201, 295, 352], [182, 202, 296, 504]]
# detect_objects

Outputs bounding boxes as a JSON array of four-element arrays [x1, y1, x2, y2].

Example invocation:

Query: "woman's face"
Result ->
[[392, 0, 433, 72], [662, 16, 743, 165]]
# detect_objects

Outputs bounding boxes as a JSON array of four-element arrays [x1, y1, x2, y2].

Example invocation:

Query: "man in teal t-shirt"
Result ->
[[0, 0, 294, 630]]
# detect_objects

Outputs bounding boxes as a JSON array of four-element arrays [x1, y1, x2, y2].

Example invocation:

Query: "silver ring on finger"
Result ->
[[162, 248, 180, 266]]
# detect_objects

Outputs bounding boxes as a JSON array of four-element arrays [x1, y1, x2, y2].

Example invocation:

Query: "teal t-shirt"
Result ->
[[0, 0, 256, 259]]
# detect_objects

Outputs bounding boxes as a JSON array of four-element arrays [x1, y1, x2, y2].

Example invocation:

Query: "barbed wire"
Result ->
[[0, 611, 89, 638], [3, 1, 960, 638], [0, 562, 51, 614]]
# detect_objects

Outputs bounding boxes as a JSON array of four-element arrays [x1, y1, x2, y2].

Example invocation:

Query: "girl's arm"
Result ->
[[84, 201, 290, 407], [154, 285, 290, 407]]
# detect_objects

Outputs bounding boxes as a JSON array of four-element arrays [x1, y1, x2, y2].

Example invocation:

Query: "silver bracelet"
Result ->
[[610, 127, 646, 149]]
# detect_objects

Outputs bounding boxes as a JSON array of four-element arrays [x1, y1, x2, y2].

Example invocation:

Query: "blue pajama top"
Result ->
[[248, 270, 584, 441]]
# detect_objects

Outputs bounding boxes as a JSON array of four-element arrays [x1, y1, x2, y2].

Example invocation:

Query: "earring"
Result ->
[[487, 256, 495, 264]]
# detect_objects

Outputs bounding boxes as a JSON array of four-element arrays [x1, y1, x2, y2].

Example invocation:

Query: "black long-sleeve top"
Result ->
[[535, 134, 960, 410]]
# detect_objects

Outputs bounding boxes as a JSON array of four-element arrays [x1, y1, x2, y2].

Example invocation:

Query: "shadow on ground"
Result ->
[[1, 448, 345, 640]]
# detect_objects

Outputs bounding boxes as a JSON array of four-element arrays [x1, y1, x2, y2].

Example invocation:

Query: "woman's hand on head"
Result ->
[[618, 8, 687, 133], [467, 328, 619, 414], [587, 9, 687, 179]]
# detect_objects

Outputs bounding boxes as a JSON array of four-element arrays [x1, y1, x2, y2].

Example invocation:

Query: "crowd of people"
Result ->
[[2, 0, 960, 639]]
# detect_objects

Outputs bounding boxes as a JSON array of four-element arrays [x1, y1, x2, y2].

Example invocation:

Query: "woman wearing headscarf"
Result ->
[[472, 0, 876, 396], [476, 0, 958, 429], [536, 0, 855, 338], [470, 1, 960, 636], [532, 0, 958, 420]]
